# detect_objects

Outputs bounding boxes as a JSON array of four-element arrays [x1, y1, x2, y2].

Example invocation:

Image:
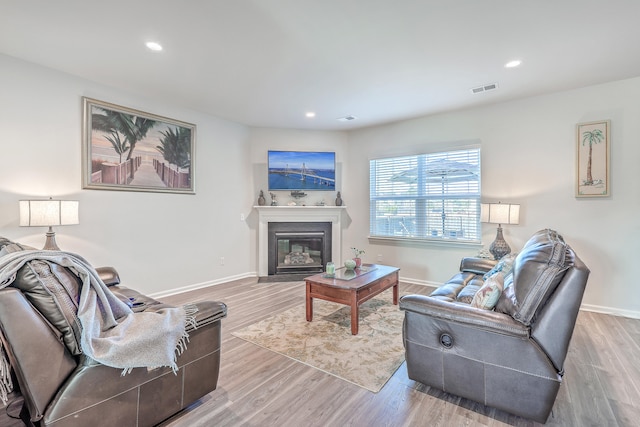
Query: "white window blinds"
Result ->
[[369, 147, 481, 242]]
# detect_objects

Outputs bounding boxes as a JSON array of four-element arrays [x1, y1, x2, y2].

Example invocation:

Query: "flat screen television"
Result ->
[[268, 150, 336, 191]]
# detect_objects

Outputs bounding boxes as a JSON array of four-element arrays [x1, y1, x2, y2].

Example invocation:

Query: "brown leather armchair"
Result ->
[[0, 249, 227, 427], [400, 229, 590, 423]]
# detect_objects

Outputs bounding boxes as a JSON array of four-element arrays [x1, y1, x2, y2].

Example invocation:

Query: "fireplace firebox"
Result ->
[[267, 222, 332, 276]]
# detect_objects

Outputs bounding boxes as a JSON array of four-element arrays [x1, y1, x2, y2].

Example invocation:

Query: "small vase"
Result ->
[[257, 190, 266, 206], [335, 192, 343, 206], [344, 259, 356, 270], [353, 257, 362, 268]]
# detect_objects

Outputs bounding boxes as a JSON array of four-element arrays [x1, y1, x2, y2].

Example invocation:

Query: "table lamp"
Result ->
[[19, 198, 79, 250], [481, 202, 520, 260]]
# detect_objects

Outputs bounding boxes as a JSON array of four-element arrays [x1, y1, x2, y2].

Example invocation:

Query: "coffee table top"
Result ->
[[304, 264, 399, 289]]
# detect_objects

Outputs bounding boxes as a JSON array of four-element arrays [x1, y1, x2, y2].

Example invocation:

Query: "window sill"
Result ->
[[368, 235, 482, 249]]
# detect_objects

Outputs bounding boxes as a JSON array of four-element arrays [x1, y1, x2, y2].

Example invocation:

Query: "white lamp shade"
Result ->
[[481, 203, 520, 225], [19, 200, 79, 227]]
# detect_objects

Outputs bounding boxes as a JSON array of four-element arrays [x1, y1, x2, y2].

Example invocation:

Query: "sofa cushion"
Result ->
[[14, 260, 83, 355], [456, 278, 483, 304], [471, 272, 505, 310], [509, 229, 574, 325]]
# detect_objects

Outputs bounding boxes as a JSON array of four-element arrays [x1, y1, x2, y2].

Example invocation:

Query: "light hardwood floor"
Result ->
[[2, 279, 639, 426]]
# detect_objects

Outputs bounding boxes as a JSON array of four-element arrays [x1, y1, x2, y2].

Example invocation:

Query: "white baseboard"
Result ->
[[149, 271, 256, 299], [580, 303, 640, 320], [398, 276, 440, 289]]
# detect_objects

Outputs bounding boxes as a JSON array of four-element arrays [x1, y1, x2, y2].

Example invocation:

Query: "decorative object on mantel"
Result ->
[[335, 191, 343, 206], [290, 190, 307, 199], [257, 190, 266, 206], [19, 198, 79, 250], [481, 202, 520, 260], [351, 247, 365, 268], [269, 192, 278, 206]]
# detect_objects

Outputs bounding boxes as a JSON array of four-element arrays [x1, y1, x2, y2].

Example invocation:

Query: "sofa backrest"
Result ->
[[508, 229, 575, 326]]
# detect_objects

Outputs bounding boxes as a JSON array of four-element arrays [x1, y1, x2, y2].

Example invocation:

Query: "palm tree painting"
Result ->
[[576, 120, 610, 197], [83, 97, 196, 194]]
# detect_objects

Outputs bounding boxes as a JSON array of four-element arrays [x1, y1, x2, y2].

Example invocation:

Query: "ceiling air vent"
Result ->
[[470, 82, 498, 94], [337, 115, 357, 122]]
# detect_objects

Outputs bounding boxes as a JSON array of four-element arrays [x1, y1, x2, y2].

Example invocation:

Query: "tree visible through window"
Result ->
[[369, 147, 481, 241]]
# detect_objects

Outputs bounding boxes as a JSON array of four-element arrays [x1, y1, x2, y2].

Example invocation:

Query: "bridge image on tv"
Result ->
[[268, 151, 335, 191]]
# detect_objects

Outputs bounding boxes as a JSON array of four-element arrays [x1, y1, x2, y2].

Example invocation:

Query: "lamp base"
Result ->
[[489, 225, 511, 260], [43, 227, 61, 251]]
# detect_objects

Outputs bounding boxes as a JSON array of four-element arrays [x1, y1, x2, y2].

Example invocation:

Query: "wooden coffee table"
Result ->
[[305, 264, 400, 335]]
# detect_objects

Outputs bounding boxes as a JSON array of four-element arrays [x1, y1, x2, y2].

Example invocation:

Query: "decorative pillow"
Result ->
[[483, 253, 517, 280], [13, 260, 83, 355], [471, 272, 505, 310]]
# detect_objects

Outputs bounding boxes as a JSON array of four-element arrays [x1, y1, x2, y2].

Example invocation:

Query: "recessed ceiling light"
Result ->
[[505, 60, 522, 68], [305, 112, 316, 118], [146, 41, 163, 52]]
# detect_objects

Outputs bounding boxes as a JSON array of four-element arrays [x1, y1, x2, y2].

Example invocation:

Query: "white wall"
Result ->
[[3, 53, 639, 316], [0, 54, 252, 296], [345, 77, 640, 317]]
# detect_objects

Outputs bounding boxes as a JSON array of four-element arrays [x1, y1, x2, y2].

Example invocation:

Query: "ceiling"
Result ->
[[2, 1, 640, 131]]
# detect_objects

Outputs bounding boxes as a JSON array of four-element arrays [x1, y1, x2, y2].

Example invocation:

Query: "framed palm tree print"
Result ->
[[82, 97, 196, 194], [576, 120, 610, 198]]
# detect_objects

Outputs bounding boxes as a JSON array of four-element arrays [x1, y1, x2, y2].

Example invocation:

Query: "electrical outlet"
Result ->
[[377, 254, 383, 262], [240, 213, 245, 221], [220, 257, 225, 266]]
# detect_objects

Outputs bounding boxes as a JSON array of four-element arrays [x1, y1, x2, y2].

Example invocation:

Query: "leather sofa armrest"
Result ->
[[95, 266, 120, 286], [399, 294, 528, 337], [459, 257, 497, 274]]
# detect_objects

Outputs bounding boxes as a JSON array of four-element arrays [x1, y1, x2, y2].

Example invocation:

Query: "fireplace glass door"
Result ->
[[275, 232, 324, 274]]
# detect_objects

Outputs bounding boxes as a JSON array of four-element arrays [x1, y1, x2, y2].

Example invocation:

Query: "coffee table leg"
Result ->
[[393, 283, 398, 305], [351, 292, 358, 335], [306, 282, 313, 321]]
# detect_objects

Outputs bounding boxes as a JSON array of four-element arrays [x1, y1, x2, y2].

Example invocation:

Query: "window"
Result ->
[[369, 147, 481, 242]]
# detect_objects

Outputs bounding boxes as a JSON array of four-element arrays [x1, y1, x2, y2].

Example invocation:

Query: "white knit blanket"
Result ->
[[0, 250, 195, 403]]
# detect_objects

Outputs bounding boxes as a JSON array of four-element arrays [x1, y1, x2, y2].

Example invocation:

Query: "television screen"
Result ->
[[268, 150, 336, 191]]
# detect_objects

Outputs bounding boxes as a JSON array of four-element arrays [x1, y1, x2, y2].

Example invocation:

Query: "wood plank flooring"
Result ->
[[2, 278, 639, 426]]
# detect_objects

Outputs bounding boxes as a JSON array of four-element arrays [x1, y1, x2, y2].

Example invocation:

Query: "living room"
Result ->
[[1, 1, 639, 426]]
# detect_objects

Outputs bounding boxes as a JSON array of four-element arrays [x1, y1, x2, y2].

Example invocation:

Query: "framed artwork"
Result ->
[[82, 97, 196, 194], [576, 120, 610, 198]]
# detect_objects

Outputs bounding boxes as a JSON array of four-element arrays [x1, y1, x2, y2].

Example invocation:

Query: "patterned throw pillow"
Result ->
[[471, 272, 505, 310], [483, 253, 517, 280]]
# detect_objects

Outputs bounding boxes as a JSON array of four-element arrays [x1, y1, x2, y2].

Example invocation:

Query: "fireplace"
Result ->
[[268, 222, 332, 276], [256, 205, 345, 278]]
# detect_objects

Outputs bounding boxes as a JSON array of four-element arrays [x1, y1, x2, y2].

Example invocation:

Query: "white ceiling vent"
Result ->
[[470, 82, 498, 94], [337, 115, 357, 122]]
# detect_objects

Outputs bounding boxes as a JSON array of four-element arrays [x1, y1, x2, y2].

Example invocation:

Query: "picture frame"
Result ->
[[82, 97, 196, 194], [576, 120, 610, 198]]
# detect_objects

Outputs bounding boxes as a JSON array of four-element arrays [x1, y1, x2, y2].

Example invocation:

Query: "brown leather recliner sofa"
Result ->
[[0, 238, 227, 427], [399, 229, 590, 423]]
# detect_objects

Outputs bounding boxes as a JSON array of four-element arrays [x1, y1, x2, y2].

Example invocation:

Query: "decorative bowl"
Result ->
[[344, 259, 357, 270]]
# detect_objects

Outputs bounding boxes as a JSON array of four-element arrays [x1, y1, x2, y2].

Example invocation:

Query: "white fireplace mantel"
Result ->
[[255, 205, 347, 277]]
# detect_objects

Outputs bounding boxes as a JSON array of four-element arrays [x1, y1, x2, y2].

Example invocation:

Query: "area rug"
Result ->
[[231, 290, 405, 393]]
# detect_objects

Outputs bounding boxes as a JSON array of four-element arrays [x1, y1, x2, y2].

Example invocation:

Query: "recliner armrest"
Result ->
[[399, 294, 529, 337], [459, 257, 497, 274], [95, 266, 120, 286]]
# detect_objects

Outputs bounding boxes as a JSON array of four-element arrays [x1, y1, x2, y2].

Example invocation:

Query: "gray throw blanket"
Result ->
[[0, 250, 196, 403]]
